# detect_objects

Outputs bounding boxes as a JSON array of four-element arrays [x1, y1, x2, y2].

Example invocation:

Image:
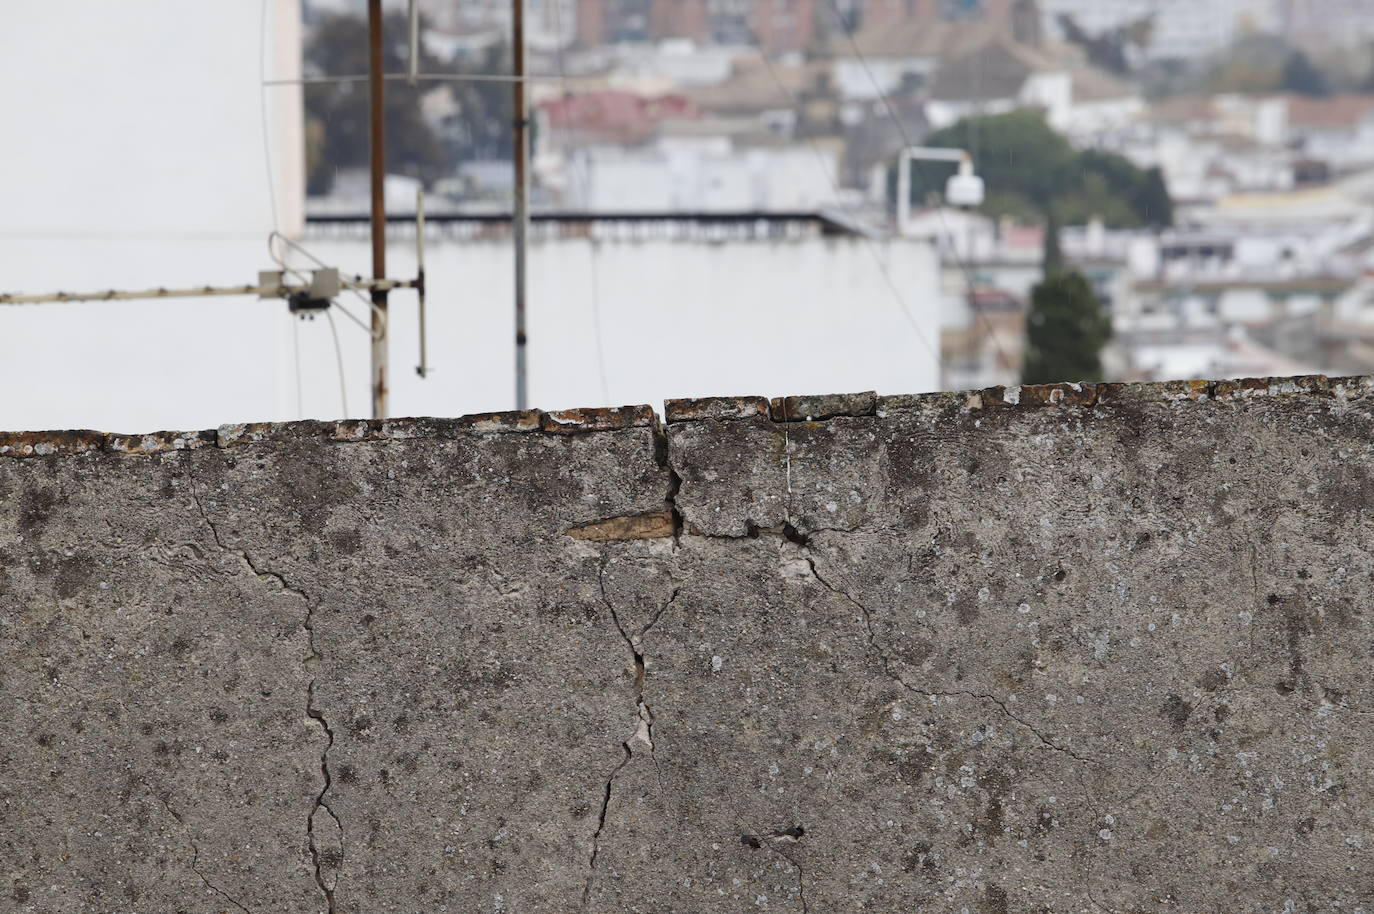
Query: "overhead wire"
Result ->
[[752, 50, 941, 366], [548, 0, 612, 404], [269, 231, 388, 340], [262, 0, 305, 417], [824, 0, 1013, 376], [263, 72, 592, 87], [292, 315, 305, 417], [260, 0, 281, 235], [326, 309, 350, 418]]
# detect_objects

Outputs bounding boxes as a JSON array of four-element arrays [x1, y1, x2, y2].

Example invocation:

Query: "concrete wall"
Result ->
[[3, 375, 1373, 912]]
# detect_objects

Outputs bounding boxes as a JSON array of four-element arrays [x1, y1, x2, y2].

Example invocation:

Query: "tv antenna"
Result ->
[[0, 0, 426, 420], [0, 190, 429, 421]]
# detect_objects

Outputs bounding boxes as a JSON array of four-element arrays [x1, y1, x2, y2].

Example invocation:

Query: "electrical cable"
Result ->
[[326, 308, 350, 418], [260, 0, 281, 234], [270, 231, 388, 339], [292, 313, 304, 418], [329, 299, 377, 337], [587, 240, 612, 404], [824, 0, 1014, 377], [753, 50, 941, 366], [263, 72, 589, 87], [263, 0, 311, 417]]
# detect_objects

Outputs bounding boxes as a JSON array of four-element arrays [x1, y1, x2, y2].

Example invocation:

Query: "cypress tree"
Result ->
[[1022, 220, 1112, 384]]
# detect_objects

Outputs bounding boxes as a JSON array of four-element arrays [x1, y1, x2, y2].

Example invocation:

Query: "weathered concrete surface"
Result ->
[[4, 379, 1374, 912]]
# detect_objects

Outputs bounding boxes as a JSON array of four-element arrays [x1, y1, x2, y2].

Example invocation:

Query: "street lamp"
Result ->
[[896, 146, 985, 236]]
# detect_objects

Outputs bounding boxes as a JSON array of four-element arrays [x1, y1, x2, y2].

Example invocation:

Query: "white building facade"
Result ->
[[299, 224, 943, 418], [0, 1, 305, 433], [0, 4, 943, 432]]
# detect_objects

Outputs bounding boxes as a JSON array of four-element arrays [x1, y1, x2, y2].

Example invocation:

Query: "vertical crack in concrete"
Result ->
[[771, 845, 809, 914], [581, 742, 631, 912], [306, 678, 342, 914], [300, 535, 341, 913], [156, 794, 254, 914], [583, 560, 678, 908], [665, 467, 684, 547], [653, 424, 684, 547], [185, 458, 342, 911]]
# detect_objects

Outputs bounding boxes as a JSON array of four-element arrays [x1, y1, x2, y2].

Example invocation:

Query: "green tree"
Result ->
[[305, 12, 447, 193], [303, 12, 513, 195], [904, 111, 1173, 229], [1204, 33, 1289, 93], [1281, 51, 1331, 96], [1132, 167, 1173, 229], [1059, 150, 1174, 229], [1023, 234, 1111, 384], [909, 110, 1077, 216], [446, 41, 516, 161], [1042, 206, 1064, 274]]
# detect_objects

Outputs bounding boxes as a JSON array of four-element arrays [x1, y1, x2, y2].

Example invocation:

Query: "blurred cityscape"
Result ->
[[305, 0, 1374, 390], [7, 3, 1374, 430]]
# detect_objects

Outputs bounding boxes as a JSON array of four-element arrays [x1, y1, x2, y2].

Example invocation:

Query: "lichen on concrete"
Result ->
[[4, 376, 1374, 911]]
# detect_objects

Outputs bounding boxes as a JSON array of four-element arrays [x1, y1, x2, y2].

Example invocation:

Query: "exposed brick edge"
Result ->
[[3, 376, 1371, 458], [0, 406, 654, 459], [664, 396, 769, 423], [770, 392, 878, 422], [945, 374, 1359, 413]]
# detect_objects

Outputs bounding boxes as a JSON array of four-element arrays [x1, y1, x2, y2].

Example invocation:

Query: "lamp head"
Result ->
[[946, 172, 985, 208]]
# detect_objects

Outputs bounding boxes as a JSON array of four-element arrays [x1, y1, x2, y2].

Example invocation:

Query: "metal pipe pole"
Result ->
[[407, 0, 420, 86], [368, 0, 389, 420], [513, 0, 530, 410], [897, 149, 911, 237]]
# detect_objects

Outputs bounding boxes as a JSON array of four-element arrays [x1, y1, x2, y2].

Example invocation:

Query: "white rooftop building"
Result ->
[[0, 2, 944, 431], [0, 1, 305, 432]]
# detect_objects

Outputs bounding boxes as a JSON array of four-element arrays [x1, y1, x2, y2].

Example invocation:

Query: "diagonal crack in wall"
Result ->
[[800, 544, 1097, 766], [185, 458, 342, 911], [155, 793, 254, 914], [769, 844, 810, 914]]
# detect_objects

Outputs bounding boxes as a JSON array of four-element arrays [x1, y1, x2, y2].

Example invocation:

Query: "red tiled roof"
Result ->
[[540, 91, 698, 131], [1285, 94, 1374, 129]]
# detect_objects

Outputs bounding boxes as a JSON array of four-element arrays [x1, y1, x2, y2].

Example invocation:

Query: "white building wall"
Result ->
[[1064, 97, 1145, 137], [1300, 119, 1374, 171], [572, 145, 840, 211], [0, 4, 940, 432], [833, 56, 935, 101], [1020, 71, 1073, 131], [296, 234, 944, 417], [0, 0, 305, 433]]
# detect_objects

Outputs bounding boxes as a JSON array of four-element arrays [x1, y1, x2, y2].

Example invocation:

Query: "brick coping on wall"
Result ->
[[1, 374, 1370, 459]]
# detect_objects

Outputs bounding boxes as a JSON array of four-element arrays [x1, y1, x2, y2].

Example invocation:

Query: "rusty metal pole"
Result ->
[[512, 0, 530, 410], [368, 0, 389, 419]]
